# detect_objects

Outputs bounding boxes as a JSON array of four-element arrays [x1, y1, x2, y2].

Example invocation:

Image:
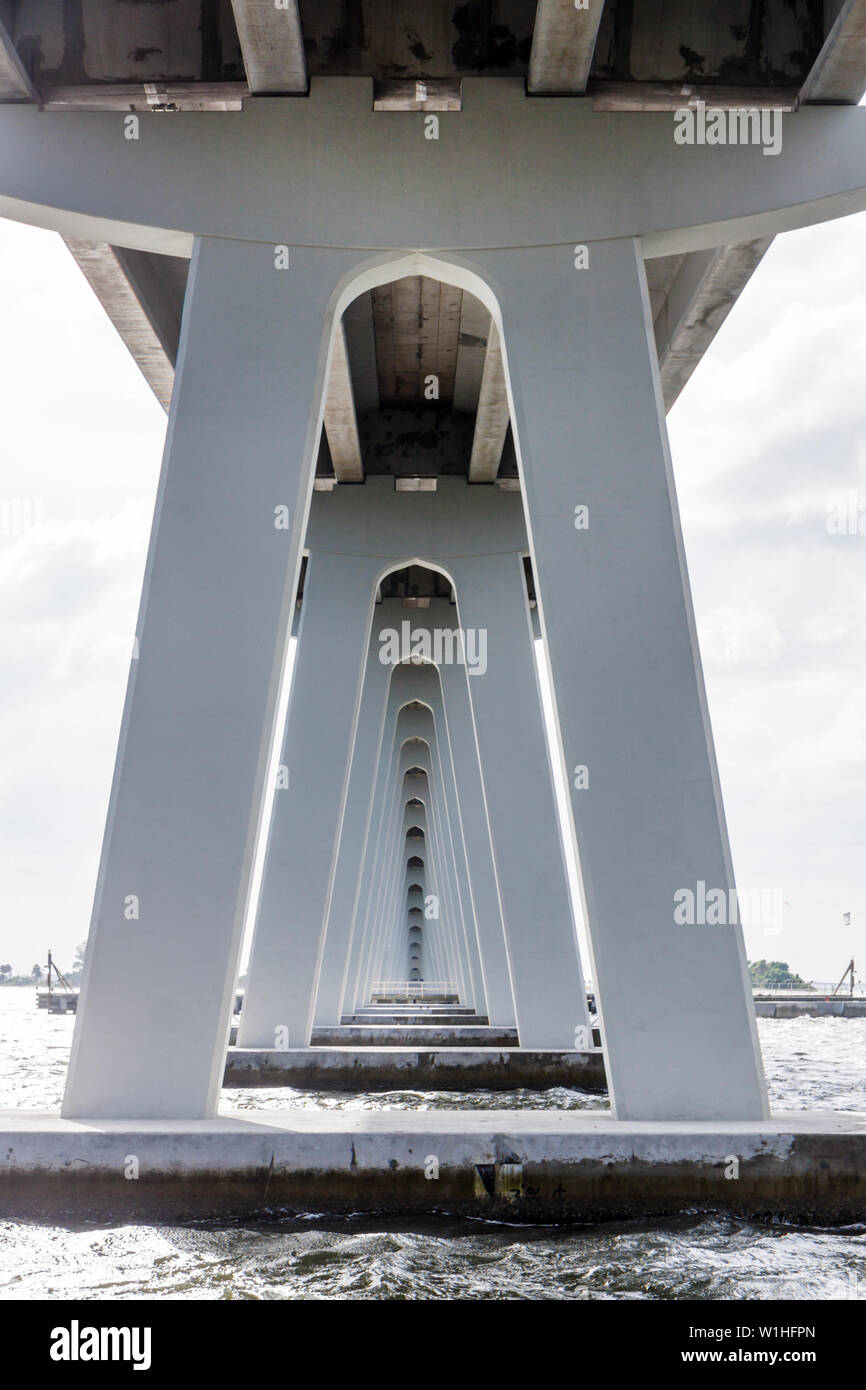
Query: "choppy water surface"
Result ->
[[1, 988, 864, 1300]]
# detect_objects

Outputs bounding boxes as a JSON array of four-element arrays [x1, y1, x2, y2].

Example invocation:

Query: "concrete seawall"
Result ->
[[753, 998, 866, 1018], [2, 1111, 864, 1225]]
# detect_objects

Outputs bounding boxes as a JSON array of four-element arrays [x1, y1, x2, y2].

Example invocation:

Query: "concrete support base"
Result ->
[[308, 1026, 519, 1047], [2, 1112, 864, 1225], [222, 1047, 606, 1091], [339, 1012, 488, 1025]]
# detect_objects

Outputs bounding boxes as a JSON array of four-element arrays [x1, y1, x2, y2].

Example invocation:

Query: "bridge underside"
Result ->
[[6, 3, 865, 429], [1, 2, 866, 1219]]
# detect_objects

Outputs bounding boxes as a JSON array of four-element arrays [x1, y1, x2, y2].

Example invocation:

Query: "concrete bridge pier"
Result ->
[[349, 726, 430, 1006], [309, 621, 398, 1028], [348, 684, 467, 1008], [62, 237, 365, 1120], [431, 638, 516, 1027], [449, 550, 590, 1049], [237, 478, 593, 1052], [237, 546, 380, 1051], [355, 696, 478, 1007], [2, 1, 865, 1209], [475, 237, 769, 1120], [389, 684, 486, 1007]]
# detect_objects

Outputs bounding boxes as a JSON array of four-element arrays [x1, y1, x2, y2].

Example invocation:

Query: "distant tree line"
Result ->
[[748, 959, 810, 989], [0, 963, 44, 984], [0, 941, 87, 986], [0, 951, 815, 992]]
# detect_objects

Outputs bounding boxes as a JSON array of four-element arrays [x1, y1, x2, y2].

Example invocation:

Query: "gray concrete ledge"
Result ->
[[309, 1026, 519, 1047], [222, 1047, 606, 1091], [2, 1111, 864, 1225], [340, 1012, 488, 1026]]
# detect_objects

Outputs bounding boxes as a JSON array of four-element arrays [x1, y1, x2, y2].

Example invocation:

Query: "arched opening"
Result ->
[[319, 252, 511, 493]]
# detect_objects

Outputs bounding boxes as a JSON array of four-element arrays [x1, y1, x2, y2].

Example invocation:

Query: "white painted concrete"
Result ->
[[312, 624, 395, 1026], [479, 237, 768, 1121], [3, 83, 866, 257], [451, 551, 590, 1048], [239, 549, 380, 1049], [62, 237, 366, 1118]]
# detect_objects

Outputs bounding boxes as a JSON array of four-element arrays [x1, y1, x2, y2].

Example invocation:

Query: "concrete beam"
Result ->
[[468, 322, 509, 483], [452, 294, 490, 413], [323, 320, 364, 482], [590, 83, 799, 112], [342, 292, 379, 411], [528, 0, 605, 95], [63, 240, 177, 411], [372, 276, 462, 405], [40, 83, 248, 112], [801, 0, 866, 104], [0, 18, 36, 102], [373, 80, 462, 112], [112, 247, 186, 363], [5, 85, 866, 259], [655, 239, 772, 411], [230, 1, 307, 96]]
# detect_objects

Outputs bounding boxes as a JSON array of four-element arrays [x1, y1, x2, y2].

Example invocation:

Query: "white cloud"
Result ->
[[670, 209, 866, 976], [0, 218, 164, 971]]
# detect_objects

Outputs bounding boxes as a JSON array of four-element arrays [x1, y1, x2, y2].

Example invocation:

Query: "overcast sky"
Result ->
[[1, 211, 865, 983]]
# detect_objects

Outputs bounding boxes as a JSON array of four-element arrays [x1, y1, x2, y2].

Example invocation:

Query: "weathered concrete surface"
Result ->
[[230, 0, 306, 95], [2, 1111, 864, 1225], [528, 0, 604, 95], [223, 1047, 606, 1092], [340, 1012, 487, 1025], [309, 1026, 519, 1048], [654, 239, 773, 410]]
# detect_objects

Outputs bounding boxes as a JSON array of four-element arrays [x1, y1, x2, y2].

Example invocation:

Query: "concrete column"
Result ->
[[357, 708, 472, 1003], [395, 700, 481, 1005], [478, 238, 768, 1119], [355, 699, 474, 1005], [63, 237, 362, 1118], [353, 722, 409, 1003], [450, 550, 589, 1049], [343, 695, 406, 1010], [238, 548, 380, 1049], [410, 608, 515, 1023], [437, 652, 515, 1025], [312, 624, 391, 1025], [397, 694, 482, 1001]]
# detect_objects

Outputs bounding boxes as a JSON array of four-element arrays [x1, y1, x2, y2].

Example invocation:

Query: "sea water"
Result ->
[[1, 989, 864, 1301]]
